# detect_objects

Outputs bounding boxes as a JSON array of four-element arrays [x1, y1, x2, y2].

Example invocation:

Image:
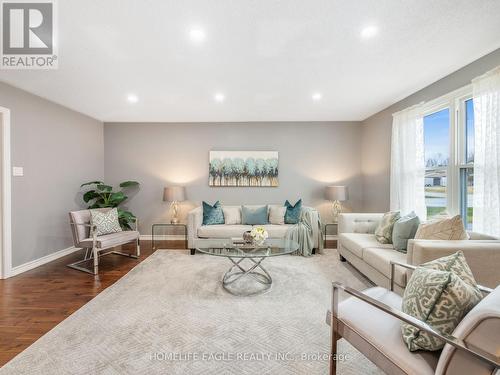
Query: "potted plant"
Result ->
[[80, 180, 139, 229]]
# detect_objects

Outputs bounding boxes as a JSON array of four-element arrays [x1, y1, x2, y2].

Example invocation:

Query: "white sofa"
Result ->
[[187, 205, 320, 254], [338, 213, 500, 293]]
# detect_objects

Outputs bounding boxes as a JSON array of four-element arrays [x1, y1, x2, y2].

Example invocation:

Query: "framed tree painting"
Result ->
[[209, 151, 279, 187]]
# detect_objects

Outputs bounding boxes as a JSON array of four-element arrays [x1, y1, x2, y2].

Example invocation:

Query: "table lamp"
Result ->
[[163, 186, 186, 224], [325, 186, 348, 223]]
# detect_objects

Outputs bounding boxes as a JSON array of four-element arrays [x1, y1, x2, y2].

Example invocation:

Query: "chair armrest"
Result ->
[[132, 216, 139, 232], [338, 213, 383, 235], [389, 260, 493, 294], [330, 282, 500, 368], [70, 222, 96, 229]]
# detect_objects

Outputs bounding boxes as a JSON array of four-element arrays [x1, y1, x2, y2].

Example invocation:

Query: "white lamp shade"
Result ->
[[325, 186, 348, 201], [163, 186, 186, 202]]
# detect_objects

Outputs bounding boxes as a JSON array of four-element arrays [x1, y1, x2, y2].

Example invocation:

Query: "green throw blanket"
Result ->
[[285, 207, 323, 256]]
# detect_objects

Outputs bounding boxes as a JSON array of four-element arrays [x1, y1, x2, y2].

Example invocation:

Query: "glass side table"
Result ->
[[151, 223, 187, 250], [323, 223, 338, 249]]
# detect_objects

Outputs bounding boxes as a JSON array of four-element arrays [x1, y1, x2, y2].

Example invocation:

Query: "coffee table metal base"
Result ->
[[222, 256, 272, 296]]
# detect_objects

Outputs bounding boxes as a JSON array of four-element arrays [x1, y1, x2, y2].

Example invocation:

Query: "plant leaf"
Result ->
[[83, 190, 100, 203], [96, 184, 113, 191], [119, 181, 139, 188], [80, 181, 103, 188], [109, 192, 127, 205]]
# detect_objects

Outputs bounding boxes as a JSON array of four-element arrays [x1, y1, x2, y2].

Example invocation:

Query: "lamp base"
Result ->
[[170, 217, 180, 225], [332, 200, 342, 223]]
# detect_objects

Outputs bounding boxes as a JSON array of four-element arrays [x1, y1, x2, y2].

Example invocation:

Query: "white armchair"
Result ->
[[327, 262, 499, 374], [68, 208, 140, 275]]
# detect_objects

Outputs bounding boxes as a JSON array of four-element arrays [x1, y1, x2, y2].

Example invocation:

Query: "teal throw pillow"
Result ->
[[202, 201, 224, 225], [241, 205, 268, 225], [392, 211, 420, 252], [284, 199, 302, 224]]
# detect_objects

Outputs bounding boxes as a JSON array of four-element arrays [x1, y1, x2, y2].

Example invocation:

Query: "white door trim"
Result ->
[[0, 107, 12, 279]]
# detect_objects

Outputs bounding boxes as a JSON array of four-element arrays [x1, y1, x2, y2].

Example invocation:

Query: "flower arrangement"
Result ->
[[250, 226, 269, 245]]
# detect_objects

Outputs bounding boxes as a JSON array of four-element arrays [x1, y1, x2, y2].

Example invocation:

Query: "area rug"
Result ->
[[0, 249, 382, 374]]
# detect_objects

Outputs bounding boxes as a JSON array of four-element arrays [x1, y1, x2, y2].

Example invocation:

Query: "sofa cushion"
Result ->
[[392, 212, 420, 252], [337, 287, 439, 375], [90, 208, 122, 236], [222, 206, 241, 225], [198, 225, 252, 238], [242, 205, 268, 225], [339, 233, 393, 258], [375, 211, 401, 244], [435, 286, 500, 375], [269, 206, 287, 225], [284, 199, 302, 224], [401, 266, 482, 351], [362, 247, 407, 285], [415, 215, 468, 240], [79, 230, 139, 249], [202, 201, 225, 225], [260, 224, 293, 238]]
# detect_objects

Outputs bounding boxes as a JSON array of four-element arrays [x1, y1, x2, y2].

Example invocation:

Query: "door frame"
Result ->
[[0, 106, 12, 279]]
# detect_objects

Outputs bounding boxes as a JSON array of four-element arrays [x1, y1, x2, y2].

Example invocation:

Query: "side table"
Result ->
[[151, 223, 187, 250], [323, 223, 338, 249]]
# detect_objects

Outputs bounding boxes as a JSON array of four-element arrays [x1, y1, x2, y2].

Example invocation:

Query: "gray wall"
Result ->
[[104, 122, 363, 232], [0, 82, 104, 267], [361, 48, 500, 212]]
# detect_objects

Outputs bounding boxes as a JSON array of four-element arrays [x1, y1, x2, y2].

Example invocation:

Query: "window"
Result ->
[[424, 108, 450, 218], [459, 98, 475, 229], [420, 86, 475, 227]]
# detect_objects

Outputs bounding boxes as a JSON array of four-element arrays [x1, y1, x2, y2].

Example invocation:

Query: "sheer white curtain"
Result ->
[[472, 66, 500, 237], [390, 104, 426, 220]]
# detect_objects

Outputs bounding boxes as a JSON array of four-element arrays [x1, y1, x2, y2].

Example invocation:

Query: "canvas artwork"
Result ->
[[209, 151, 279, 187]]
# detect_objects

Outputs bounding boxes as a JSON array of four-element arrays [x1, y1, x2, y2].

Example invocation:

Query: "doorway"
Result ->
[[0, 107, 12, 279]]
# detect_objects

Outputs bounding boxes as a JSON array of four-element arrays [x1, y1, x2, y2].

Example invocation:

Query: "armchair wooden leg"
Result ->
[[190, 249, 196, 255], [93, 247, 99, 275], [136, 238, 141, 257]]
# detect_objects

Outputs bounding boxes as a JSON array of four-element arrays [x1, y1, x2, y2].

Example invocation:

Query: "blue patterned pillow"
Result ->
[[284, 199, 302, 224], [202, 201, 224, 225]]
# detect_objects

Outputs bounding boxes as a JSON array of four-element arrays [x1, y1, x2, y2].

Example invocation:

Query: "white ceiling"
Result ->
[[1, 0, 500, 122]]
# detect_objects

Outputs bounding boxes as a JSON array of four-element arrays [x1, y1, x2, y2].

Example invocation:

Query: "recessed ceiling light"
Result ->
[[127, 94, 138, 103], [312, 92, 322, 101], [189, 27, 206, 43], [214, 93, 225, 102], [361, 26, 378, 39]]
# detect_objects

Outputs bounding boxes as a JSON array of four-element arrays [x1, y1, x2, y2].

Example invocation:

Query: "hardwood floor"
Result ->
[[0, 240, 185, 367]]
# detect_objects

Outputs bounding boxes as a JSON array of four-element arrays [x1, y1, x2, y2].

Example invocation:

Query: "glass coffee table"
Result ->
[[196, 238, 299, 296]]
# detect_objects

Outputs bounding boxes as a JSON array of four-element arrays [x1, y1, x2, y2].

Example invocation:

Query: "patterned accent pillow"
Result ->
[[202, 201, 225, 225], [284, 199, 302, 224], [374, 211, 400, 244], [90, 208, 122, 236], [414, 215, 468, 240], [401, 252, 482, 351]]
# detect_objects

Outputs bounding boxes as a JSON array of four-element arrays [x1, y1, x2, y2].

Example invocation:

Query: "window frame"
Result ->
[[420, 85, 473, 220]]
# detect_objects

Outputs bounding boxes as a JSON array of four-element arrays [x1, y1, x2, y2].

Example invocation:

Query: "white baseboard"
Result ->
[[9, 246, 80, 277], [140, 234, 186, 241]]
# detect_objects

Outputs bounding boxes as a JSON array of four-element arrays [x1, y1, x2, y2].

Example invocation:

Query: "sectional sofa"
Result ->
[[338, 213, 500, 293], [187, 204, 320, 254]]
